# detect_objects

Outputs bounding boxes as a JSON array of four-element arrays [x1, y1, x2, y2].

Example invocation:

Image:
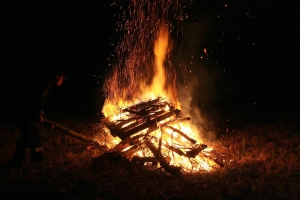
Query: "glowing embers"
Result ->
[[101, 97, 219, 175]]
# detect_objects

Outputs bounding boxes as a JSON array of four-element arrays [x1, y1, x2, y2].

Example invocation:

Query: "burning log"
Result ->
[[97, 98, 225, 174], [163, 126, 197, 144], [185, 144, 207, 158], [164, 143, 186, 156], [122, 97, 162, 113], [157, 130, 163, 158], [112, 133, 145, 152], [102, 117, 138, 137], [111, 109, 179, 140], [121, 145, 140, 159], [202, 150, 225, 168], [144, 138, 182, 176]]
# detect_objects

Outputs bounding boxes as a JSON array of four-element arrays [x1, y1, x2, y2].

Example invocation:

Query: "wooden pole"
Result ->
[[43, 118, 96, 144], [164, 126, 197, 144]]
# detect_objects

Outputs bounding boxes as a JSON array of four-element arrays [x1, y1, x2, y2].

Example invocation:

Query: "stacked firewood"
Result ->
[[100, 97, 212, 176], [46, 97, 234, 175]]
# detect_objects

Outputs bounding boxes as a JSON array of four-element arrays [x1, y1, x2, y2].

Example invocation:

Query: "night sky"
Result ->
[[1, 1, 299, 122]]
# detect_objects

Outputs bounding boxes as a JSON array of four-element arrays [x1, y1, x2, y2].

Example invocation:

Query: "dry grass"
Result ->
[[0, 117, 300, 199]]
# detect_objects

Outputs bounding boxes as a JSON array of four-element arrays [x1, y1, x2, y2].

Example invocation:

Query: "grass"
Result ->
[[0, 115, 300, 199]]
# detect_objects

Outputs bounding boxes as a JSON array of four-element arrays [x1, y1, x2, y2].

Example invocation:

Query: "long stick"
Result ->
[[43, 118, 96, 144], [164, 126, 197, 144]]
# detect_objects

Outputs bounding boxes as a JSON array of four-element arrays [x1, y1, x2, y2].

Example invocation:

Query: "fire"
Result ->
[[99, 27, 217, 173], [148, 26, 170, 99], [99, 1, 219, 174], [102, 25, 177, 116]]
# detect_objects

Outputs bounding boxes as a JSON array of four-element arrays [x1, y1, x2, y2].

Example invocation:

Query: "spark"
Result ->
[[101, 0, 221, 173]]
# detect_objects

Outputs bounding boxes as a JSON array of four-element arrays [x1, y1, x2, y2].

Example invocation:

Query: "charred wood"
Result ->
[[122, 98, 161, 112], [164, 144, 186, 156], [164, 126, 197, 144], [203, 153, 225, 168], [118, 110, 179, 140], [145, 138, 182, 176], [157, 130, 163, 159], [185, 144, 207, 158], [121, 145, 140, 159], [111, 133, 144, 152]]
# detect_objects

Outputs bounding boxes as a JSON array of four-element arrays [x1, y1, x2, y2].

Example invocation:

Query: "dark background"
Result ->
[[1, 1, 299, 123]]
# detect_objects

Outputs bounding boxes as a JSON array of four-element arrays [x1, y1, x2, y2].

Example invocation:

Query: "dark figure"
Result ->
[[11, 71, 66, 168]]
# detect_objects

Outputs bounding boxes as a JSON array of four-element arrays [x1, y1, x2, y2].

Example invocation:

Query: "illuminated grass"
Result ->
[[0, 117, 299, 199]]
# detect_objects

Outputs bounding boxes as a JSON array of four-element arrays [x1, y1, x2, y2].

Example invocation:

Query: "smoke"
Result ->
[[177, 66, 218, 141], [176, 15, 220, 141]]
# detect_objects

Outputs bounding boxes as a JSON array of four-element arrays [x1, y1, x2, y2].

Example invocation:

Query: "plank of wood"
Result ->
[[117, 110, 178, 139]]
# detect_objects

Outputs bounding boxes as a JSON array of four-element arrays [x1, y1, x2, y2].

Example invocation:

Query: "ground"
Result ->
[[0, 115, 300, 199]]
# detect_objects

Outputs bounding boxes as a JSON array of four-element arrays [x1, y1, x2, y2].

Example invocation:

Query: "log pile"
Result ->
[[99, 97, 219, 176], [45, 97, 233, 175]]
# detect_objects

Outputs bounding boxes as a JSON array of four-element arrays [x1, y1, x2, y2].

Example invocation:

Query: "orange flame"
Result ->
[[101, 25, 216, 173], [103, 25, 178, 116]]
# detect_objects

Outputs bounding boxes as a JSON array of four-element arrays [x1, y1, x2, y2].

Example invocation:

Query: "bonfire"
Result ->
[[92, 0, 234, 175]]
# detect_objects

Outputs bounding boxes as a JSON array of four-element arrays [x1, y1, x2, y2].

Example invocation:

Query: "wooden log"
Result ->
[[185, 144, 207, 158], [122, 97, 161, 112], [111, 142, 130, 152], [164, 126, 197, 144], [102, 99, 159, 127], [118, 110, 179, 140], [121, 145, 140, 159], [202, 151, 225, 168], [164, 144, 186, 156], [111, 133, 145, 152], [145, 139, 182, 176], [119, 133, 145, 146], [44, 118, 98, 145], [109, 119, 140, 137], [157, 129, 163, 158], [123, 105, 166, 116], [122, 109, 146, 116], [102, 116, 137, 130], [108, 110, 167, 137]]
